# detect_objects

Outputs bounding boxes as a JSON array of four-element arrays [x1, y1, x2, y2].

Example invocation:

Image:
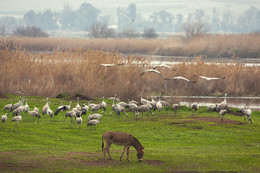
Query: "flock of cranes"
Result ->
[[1, 92, 254, 132]]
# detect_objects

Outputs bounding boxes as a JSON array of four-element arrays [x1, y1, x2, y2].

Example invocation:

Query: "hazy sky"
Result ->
[[1, 0, 260, 18]]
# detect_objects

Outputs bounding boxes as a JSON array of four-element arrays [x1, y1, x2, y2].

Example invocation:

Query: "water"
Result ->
[[161, 95, 260, 111]]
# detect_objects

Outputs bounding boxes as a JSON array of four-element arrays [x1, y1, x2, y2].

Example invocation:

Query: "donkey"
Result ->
[[102, 131, 144, 162]]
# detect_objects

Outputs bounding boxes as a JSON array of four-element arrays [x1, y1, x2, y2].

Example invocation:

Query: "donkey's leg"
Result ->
[[126, 147, 130, 162], [120, 146, 127, 161], [107, 142, 112, 160]]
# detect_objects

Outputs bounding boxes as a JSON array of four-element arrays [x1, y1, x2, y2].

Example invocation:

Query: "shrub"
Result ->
[[13, 26, 49, 37], [142, 28, 158, 39]]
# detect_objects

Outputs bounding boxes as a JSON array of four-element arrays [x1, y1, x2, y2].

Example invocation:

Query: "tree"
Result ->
[[13, 26, 49, 37], [183, 20, 209, 39], [147, 10, 174, 32], [76, 3, 100, 31], [142, 28, 158, 38], [89, 22, 115, 38]]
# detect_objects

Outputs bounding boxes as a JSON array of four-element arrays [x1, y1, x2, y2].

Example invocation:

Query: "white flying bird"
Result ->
[[95, 63, 124, 67], [164, 76, 196, 83], [139, 69, 163, 78], [199, 76, 225, 81]]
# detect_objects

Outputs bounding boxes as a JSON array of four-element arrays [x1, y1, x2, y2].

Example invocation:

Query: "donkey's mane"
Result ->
[[133, 136, 143, 148]]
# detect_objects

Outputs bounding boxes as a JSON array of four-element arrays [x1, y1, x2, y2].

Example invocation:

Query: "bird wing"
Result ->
[[140, 69, 163, 78], [200, 76, 219, 80]]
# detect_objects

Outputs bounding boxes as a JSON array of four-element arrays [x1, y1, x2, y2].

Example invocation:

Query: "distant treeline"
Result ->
[[0, 3, 260, 37]]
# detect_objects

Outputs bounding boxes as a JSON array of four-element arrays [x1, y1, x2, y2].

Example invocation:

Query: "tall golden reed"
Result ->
[[0, 47, 259, 100]]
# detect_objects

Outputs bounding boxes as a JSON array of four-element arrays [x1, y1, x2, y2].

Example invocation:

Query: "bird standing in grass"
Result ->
[[42, 97, 49, 117], [76, 116, 83, 129], [11, 115, 22, 131], [1, 113, 7, 128], [87, 119, 100, 130], [28, 110, 41, 124], [4, 100, 12, 112], [65, 111, 76, 128]]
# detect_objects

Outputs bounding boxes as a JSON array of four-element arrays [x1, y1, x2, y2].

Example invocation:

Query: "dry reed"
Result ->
[[6, 34, 260, 58], [0, 48, 260, 100]]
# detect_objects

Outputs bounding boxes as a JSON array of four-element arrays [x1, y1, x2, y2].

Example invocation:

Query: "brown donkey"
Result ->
[[102, 131, 144, 162]]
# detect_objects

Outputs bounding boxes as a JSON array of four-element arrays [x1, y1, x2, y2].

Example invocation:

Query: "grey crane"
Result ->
[[33, 106, 39, 113], [76, 116, 83, 129], [156, 96, 163, 114], [216, 93, 228, 112], [55, 101, 71, 116], [172, 102, 181, 116], [219, 109, 228, 121], [11, 115, 22, 131], [42, 97, 49, 116], [88, 111, 104, 121], [47, 104, 54, 120], [152, 64, 172, 69], [80, 104, 89, 117], [191, 102, 199, 112], [164, 76, 196, 83], [75, 97, 81, 111], [11, 96, 22, 111], [91, 103, 101, 114], [140, 69, 163, 78], [100, 97, 107, 111], [23, 99, 30, 115], [65, 110, 76, 128], [12, 101, 25, 116], [239, 108, 253, 124], [137, 104, 154, 116], [28, 110, 41, 124], [95, 63, 124, 67], [87, 119, 100, 130], [199, 76, 225, 81], [1, 113, 8, 128], [109, 99, 128, 117], [4, 99, 12, 112]]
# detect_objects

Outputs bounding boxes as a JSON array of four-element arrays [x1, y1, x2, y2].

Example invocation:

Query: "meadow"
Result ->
[[0, 95, 260, 173]]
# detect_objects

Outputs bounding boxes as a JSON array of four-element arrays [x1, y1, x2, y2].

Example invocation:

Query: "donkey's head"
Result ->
[[136, 147, 144, 162]]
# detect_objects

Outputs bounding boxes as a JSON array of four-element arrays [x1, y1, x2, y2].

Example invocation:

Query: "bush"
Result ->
[[142, 28, 158, 39], [89, 22, 115, 38], [13, 26, 49, 37], [119, 28, 139, 38]]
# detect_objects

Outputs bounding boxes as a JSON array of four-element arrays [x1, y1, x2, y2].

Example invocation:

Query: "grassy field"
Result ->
[[0, 95, 260, 172]]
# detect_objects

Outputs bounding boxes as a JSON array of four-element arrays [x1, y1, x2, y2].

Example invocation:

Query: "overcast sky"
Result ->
[[1, 0, 260, 18]]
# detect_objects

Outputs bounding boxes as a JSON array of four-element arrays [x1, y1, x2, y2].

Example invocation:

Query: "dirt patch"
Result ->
[[0, 92, 8, 98], [189, 117, 244, 125], [145, 160, 165, 165], [67, 152, 100, 157], [170, 120, 196, 125], [0, 152, 15, 155]]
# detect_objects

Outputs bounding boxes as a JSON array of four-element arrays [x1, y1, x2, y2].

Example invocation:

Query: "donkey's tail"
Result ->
[[102, 136, 104, 151]]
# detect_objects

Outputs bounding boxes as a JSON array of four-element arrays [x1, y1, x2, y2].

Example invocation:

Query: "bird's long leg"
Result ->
[[38, 117, 39, 124], [33, 116, 34, 125]]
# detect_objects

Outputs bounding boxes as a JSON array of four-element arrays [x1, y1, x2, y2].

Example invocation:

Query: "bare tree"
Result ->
[[89, 22, 115, 38], [0, 24, 6, 36], [183, 20, 209, 39]]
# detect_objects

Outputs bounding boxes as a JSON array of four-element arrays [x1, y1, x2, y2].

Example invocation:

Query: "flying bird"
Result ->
[[139, 69, 163, 78], [164, 76, 196, 83], [94, 63, 124, 67], [199, 76, 225, 81], [152, 64, 172, 69]]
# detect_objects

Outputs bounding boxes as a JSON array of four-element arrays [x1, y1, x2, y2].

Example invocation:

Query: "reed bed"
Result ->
[[3, 34, 260, 58], [0, 48, 260, 99]]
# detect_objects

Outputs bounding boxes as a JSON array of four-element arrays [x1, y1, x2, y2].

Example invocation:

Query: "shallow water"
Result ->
[[161, 95, 260, 111]]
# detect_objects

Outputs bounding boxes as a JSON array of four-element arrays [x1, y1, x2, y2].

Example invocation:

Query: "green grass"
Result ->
[[0, 95, 260, 172]]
